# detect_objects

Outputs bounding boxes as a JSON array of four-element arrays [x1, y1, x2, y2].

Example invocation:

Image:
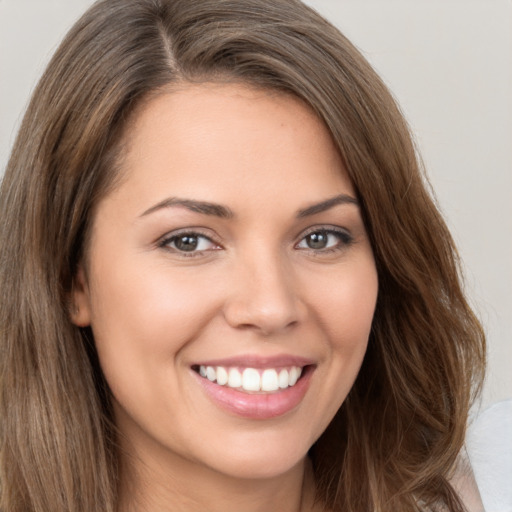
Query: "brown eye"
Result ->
[[305, 231, 328, 249], [297, 228, 353, 252], [162, 232, 218, 254], [174, 235, 199, 252]]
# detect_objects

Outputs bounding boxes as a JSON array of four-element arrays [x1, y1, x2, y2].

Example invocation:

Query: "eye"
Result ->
[[296, 228, 352, 252], [160, 231, 219, 254]]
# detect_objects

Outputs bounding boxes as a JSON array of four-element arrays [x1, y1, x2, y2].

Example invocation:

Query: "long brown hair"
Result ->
[[0, 0, 485, 511]]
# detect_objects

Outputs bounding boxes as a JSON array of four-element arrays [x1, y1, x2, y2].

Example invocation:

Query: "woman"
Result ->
[[0, 0, 485, 511]]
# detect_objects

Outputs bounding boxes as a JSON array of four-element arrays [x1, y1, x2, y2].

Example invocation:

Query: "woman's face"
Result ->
[[72, 83, 378, 481]]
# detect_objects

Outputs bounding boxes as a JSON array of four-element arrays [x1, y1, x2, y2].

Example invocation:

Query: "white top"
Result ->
[[466, 400, 512, 512]]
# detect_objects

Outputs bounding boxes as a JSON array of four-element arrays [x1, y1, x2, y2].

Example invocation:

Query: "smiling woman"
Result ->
[[71, 86, 378, 497], [0, 1, 485, 512]]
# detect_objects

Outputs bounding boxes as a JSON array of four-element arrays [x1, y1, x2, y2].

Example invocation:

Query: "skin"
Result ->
[[72, 83, 379, 512]]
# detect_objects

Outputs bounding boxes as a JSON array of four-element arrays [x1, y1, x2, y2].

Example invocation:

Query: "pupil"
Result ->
[[307, 231, 327, 249], [175, 235, 198, 251]]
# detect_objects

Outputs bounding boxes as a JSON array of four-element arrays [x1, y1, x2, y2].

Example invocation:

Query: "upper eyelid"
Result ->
[[297, 224, 351, 239], [157, 227, 218, 244], [155, 224, 352, 249], [295, 225, 354, 249], [301, 225, 347, 233], [155, 228, 223, 252]]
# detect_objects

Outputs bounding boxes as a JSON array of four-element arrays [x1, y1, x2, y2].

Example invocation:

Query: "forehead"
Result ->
[[106, 82, 354, 214]]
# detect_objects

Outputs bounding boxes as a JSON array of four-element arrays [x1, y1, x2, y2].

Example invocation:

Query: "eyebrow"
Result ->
[[140, 193, 358, 219], [296, 194, 359, 217], [140, 198, 234, 219]]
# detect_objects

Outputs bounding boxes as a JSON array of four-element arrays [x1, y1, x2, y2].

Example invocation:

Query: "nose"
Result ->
[[222, 251, 304, 336]]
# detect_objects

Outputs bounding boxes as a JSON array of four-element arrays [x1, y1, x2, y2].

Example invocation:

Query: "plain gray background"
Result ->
[[1, 0, 511, 409]]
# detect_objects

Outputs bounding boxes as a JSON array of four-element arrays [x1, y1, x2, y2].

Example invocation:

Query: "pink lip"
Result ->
[[193, 354, 315, 369], [192, 365, 315, 420]]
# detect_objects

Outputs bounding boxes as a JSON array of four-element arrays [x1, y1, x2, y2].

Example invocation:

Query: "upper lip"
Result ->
[[192, 354, 315, 369]]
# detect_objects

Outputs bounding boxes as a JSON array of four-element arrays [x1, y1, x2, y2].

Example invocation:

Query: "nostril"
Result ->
[[223, 298, 303, 336]]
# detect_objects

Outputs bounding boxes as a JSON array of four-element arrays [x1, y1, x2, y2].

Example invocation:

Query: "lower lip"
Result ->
[[193, 367, 314, 420]]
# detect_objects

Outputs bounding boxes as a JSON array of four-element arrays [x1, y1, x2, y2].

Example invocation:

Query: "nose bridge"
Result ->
[[223, 242, 302, 335]]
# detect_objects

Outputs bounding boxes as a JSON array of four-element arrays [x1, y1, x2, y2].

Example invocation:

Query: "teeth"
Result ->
[[278, 369, 289, 389], [197, 365, 304, 392], [206, 366, 216, 382], [289, 366, 300, 386], [228, 368, 242, 388], [216, 366, 228, 386], [242, 368, 260, 391], [261, 369, 279, 391]]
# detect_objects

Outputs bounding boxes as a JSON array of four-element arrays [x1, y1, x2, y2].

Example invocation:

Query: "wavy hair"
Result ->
[[0, 0, 485, 510]]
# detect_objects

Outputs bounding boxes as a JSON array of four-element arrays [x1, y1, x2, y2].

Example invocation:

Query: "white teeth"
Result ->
[[228, 368, 242, 388], [197, 364, 304, 392], [242, 368, 261, 391], [278, 369, 289, 389], [206, 366, 216, 382], [216, 366, 228, 386], [289, 366, 300, 386], [261, 369, 279, 391]]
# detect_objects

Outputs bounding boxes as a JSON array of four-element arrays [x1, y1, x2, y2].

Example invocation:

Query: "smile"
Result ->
[[197, 365, 303, 393], [192, 358, 315, 419]]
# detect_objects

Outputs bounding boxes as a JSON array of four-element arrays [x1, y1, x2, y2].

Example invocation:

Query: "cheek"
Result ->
[[294, 258, 377, 439], [87, 257, 224, 377], [306, 259, 378, 353]]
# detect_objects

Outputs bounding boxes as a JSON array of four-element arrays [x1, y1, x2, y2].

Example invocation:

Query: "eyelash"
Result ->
[[158, 226, 354, 258], [158, 229, 220, 258], [297, 227, 354, 254]]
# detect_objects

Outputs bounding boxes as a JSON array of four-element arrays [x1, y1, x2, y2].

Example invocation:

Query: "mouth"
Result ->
[[192, 364, 307, 394], [191, 359, 315, 419]]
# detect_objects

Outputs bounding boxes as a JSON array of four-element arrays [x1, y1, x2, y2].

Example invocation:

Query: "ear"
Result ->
[[70, 265, 92, 327]]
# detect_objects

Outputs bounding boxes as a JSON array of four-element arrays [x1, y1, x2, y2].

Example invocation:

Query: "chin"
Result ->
[[195, 429, 314, 481]]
